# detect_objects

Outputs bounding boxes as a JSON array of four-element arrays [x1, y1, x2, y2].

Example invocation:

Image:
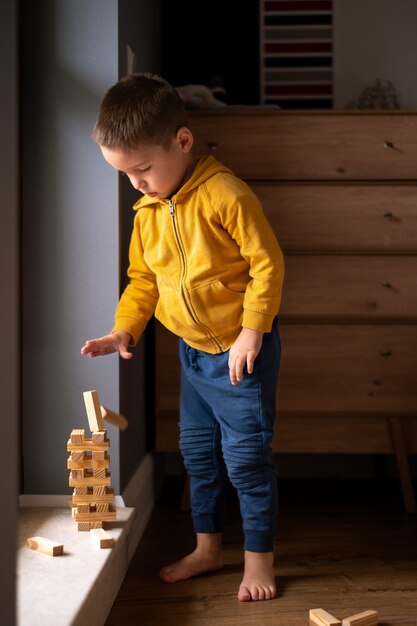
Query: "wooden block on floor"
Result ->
[[92, 430, 107, 444], [90, 528, 114, 549], [101, 405, 129, 431], [70, 429, 85, 444], [27, 536, 64, 557], [342, 610, 378, 626], [83, 390, 105, 432], [310, 608, 342, 626], [77, 522, 93, 531]]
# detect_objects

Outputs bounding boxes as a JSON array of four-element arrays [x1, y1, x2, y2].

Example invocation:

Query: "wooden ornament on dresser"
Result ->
[[154, 109, 417, 513]]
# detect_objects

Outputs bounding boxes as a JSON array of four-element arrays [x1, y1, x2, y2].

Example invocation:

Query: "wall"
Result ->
[[21, 0, 120, 494], [118, 0, 162, 491], [333, 0, 417, 109], [0, 0, 19, 620]]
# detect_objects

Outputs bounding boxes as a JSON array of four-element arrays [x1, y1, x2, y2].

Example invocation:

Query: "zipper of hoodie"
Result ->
[[169, 199, 222, 351]]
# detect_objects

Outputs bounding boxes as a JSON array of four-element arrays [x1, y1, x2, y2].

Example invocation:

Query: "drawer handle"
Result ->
[[207, 142, 218, 151], [383, 211, 393, 220], [380, 350, 392, 357], [381, 281, 392, 289], [384, 141, 395, 149]]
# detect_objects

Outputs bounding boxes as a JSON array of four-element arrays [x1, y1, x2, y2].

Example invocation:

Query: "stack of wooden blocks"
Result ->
[[67, 390, 116, 533]]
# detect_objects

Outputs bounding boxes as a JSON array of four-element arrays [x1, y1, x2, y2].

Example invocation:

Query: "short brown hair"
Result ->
[[92, 72, 188, 150]]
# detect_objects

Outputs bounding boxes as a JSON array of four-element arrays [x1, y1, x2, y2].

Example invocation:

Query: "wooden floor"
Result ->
[[106, 476, 417, 626]]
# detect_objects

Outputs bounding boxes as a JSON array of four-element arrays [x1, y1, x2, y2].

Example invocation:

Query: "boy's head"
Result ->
[[93, 73, 195, 199], [92, 72, 188, 150]]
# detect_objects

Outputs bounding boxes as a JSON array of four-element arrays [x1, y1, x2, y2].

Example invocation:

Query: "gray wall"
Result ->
[[21, 0, 120, 494], [0, 0, 19, 621], [333, 0, 417, 109], [118, 0, 162, 491]]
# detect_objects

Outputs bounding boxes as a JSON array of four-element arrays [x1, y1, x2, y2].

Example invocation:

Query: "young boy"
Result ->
[[81, 73, 285, 602]]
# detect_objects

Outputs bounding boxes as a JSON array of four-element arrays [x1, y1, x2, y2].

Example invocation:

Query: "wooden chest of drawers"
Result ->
[[154, 111, 417, 511]]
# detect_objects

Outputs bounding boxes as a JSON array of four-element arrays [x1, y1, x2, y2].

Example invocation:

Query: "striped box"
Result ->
[[260, 0, 333, 108]]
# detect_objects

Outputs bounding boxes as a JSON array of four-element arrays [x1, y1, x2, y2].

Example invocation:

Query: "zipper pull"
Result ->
[[169, 199, 175, 216]]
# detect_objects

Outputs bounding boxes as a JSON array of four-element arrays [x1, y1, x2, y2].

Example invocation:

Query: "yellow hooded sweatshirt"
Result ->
[[112, 155, 285, 354]]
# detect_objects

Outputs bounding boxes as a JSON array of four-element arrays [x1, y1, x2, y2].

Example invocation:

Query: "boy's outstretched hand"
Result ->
[[228, 327, 263, 386], [80, 330, 133, 359]]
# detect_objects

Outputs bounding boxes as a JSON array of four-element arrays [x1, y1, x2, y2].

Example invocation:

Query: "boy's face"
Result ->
[[100, 128, 194, 200]]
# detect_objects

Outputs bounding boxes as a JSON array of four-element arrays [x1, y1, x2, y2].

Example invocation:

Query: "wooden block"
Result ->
[[74, 486, 88, 495], [67, 455, 109, 470], [67, 438, 109, 452], [70, 429, 85, 444], [310, 608, 342, 626], [92, 430, 107, 444], [92, 451, 106, 461], [71, 487, 114, 505], [77, 522, 92, 531], [77, 503, 90, 513], [342, 610, 378, 626], [73, 504, 116, 522], [71, 451, 85, 462], [27, 536, 64, 557], [83, 390, 105, 432], [70, 469, 85, 479], [93, 467, 107, 479], [89, 521, 103, 529], [90, 528, 114, 549], [101, 405, 129, 431], [96, 502, 110, 513], [93, 485, 108, 496], [69, 474, 111, 487]]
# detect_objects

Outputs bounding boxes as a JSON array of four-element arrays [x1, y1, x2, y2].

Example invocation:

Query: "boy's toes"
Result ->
[[237, 585, 252, 602]]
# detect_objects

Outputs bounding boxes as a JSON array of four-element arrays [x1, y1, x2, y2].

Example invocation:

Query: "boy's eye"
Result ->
[[136, 166, 151, 173]]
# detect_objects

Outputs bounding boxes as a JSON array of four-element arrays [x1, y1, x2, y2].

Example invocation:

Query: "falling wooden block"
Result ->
[[310, 608, 342, 626], [342, 610, 378, 626], [100, 405, 129, 431], [83, 390, 105, 432], [70, 429, 85, 444], [90, 528, 114, 549], [27, 536, 64, 556]]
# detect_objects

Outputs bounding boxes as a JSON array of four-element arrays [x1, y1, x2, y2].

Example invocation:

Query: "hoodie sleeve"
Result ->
[[212, 176, 285, 333], [112, 215, 159, 344]]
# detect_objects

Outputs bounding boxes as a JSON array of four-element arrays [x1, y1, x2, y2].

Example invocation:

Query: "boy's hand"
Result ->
[[80, 330, 133, 359], [228, 327, 263, 385]]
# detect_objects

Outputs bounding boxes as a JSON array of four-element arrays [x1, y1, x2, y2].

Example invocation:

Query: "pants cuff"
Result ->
[[244, 530, 274, 552], [192, 513, 224, 534]]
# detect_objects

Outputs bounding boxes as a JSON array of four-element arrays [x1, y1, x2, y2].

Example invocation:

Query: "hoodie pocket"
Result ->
[[155, 280, 244, 340]]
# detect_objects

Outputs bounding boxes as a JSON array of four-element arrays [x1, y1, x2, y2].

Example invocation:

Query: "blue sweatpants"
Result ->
[[178, 318, 281, 552]]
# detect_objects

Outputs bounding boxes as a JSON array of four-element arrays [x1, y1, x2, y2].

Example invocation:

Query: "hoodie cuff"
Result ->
[[112, 317, 144, 346], [242, 309, 275, 333]]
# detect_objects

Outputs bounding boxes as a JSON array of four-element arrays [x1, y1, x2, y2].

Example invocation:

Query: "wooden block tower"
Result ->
[[67, 390, 116, 531]]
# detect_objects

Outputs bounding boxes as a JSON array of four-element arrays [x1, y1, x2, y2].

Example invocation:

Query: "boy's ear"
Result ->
[[176, 127, 193, 153]]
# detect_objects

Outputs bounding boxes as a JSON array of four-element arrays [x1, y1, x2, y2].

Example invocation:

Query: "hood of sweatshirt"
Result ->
[[132, 155, 232, 211]]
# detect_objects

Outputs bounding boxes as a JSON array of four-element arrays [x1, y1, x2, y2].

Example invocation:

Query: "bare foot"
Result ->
[[238, 551, 276, 601], [159, 533, 224, 583]]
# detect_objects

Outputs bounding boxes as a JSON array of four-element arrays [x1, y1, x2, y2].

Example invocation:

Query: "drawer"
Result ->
[[251, 183, 417, 253], [189, 111, 417, 180], [278, 323, 417, 415], [154, 322, 417, 416], [281, 255, 417, 320]]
